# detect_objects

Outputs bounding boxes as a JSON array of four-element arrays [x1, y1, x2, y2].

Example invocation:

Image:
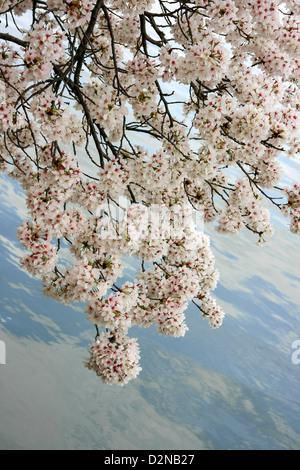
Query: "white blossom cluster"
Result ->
[[282, 184, 300, 234], [84, 329, 142, 386], [0, 0, 299, 385]]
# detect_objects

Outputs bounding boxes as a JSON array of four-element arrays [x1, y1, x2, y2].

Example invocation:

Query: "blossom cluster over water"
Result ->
[[0, 0, 299, 385]]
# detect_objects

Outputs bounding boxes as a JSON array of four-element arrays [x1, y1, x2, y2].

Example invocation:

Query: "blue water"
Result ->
[[0, 174, 300, 450]]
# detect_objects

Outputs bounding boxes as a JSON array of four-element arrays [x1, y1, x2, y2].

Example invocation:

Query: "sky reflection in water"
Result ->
[[0, 175, 300, 450]]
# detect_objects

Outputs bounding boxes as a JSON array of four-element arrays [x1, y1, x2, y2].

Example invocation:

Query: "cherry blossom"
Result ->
[[84, 329, 142, 386], [0, 0, 299, 385]]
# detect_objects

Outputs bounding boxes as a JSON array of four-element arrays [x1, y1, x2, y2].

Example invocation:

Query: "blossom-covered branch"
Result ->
[[0, 0, 299, 386]]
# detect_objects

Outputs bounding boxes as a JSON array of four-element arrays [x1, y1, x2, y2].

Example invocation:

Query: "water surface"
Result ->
[[0, 174, 300, 450]]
